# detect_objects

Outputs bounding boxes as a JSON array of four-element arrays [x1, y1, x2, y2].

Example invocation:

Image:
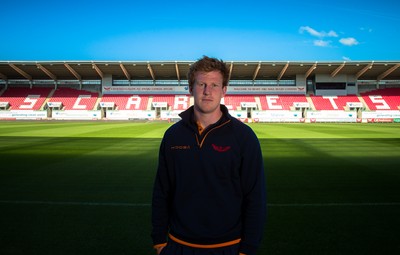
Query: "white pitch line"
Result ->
[[1, 200, 400, 207]]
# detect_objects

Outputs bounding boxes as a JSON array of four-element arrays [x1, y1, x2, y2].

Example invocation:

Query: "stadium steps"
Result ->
[[147, 96, 153, 110], [305, 94, 316, 110], [357, 94, 370, 111], [94, 93, 102, 110], [40, 89, 56, 110], [0, 87, 6, 96], [254, 96, 262, 110], [190, 96, 194, 106]]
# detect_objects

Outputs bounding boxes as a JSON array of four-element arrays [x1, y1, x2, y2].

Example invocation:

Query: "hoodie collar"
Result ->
[[179, 104, 231, 128]]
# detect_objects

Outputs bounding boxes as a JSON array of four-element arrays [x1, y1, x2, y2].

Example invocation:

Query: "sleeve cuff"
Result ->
[[239, 242, 258, 255], [153, 243, 167, 249]]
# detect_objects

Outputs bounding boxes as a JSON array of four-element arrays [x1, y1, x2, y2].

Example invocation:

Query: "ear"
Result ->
[[222, 86, 227, 97]]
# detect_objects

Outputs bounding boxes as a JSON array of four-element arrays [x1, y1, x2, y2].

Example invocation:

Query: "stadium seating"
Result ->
[[0, 87, 52, 110], [310, 95, 361, 110], [4, 86, 400, 114], [360, 88, 400, 110], [152, 95, 190, 110], [259, 94, 308, 110], [100, 94, 191, 111], [101, 94, 149, 110], [48, 88, 98, 110], [223, 95, 258, 110]]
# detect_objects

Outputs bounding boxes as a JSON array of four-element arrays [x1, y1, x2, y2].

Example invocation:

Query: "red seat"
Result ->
[[152, 95, 190, 110], [101, 94, 149, 110], [361, 88, 400, 110], [223, 95, 257, 110], [0, 87, 52, 110], [310, 95, 361, 110], [49, 88, 98, 110], [259, 94, 308, 110]]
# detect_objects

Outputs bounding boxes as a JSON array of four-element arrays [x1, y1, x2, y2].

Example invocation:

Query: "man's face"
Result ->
[[191, 71, 227, 115]]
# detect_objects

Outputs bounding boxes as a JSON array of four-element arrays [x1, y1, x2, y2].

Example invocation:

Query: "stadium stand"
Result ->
[[0, 87, 52, 110], [259, 94, 308, 110], [48, 88, 98, 110], [152, 95, 190, 110], [101, 94, 149, 110], [360, 88, 400, 110], [2, 87, 399, 113], [1, 61, 400, 121], [310, 95, 361, 110], [223, 95, 258, 110]]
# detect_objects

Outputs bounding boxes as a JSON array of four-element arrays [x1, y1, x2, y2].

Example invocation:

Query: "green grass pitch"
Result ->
[[0, 121, 400, 254]]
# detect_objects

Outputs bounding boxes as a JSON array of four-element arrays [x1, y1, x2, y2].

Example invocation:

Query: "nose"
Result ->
[[203, 84, 211, 95]]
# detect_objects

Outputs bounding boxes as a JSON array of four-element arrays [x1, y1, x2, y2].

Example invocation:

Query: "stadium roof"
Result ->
[[1, 61, 400, 82]]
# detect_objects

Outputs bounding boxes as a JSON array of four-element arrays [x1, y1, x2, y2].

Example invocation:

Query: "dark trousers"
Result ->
[[160, 239, 240, 255]]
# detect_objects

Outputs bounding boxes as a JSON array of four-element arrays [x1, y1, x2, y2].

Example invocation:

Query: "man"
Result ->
[[151, 56, 266, 255]]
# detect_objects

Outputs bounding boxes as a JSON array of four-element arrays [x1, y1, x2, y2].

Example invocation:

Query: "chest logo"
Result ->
[[171, 145, 191, 150], [212, 144, 231, 152]]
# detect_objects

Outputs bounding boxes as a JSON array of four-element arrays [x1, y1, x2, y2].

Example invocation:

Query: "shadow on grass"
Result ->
[[0, 137, 399, 254]]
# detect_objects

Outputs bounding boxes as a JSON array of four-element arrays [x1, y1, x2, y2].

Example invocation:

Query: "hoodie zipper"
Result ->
[[195, 120, 231, 148]]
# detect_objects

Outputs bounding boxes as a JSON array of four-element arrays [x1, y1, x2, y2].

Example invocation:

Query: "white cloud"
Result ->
[[339, 37, 359, 46], [299, 26, 338, 38], [360, 27, 373, 33], [299, 26, 360, 49], [313, 40, 331, 47], [326, 30, 338, 37], [342, 56, 351, 61]]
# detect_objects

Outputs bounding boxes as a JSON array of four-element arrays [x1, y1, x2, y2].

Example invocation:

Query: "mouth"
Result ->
[[202, 98, 213, 102]]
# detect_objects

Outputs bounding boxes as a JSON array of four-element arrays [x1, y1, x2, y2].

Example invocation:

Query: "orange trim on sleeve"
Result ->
[[153, 243, 167, 249], [169, 234, 240, 249]]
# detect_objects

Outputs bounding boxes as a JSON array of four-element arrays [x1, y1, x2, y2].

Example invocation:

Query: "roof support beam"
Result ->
[[377, 64, 400, 81], [37, 64, 57, 81], [147, 63, 156, 81], [305, 62, 317, 79], [92, 63, 104, 79], [175, 62, 181, 82], [228, 62, 233, 82], [252, 62, 261, 81], [64, 63, 82, 81], [119, 63, 131, 81], [356, 62, 373, 79], [278, 61, 289, 81], [9, 64, 32, 81], [0, 72, 7, 81], [331, 62, 345, 77]]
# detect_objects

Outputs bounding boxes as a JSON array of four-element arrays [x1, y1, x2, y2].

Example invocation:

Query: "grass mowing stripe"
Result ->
[[1, 122, 400, 255]]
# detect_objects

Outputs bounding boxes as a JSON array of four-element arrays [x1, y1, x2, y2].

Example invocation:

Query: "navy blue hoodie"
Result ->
[[152, 105, 266, 255]]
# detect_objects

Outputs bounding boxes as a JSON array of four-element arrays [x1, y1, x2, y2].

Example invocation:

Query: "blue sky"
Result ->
[[1, 0, 399, 61]]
